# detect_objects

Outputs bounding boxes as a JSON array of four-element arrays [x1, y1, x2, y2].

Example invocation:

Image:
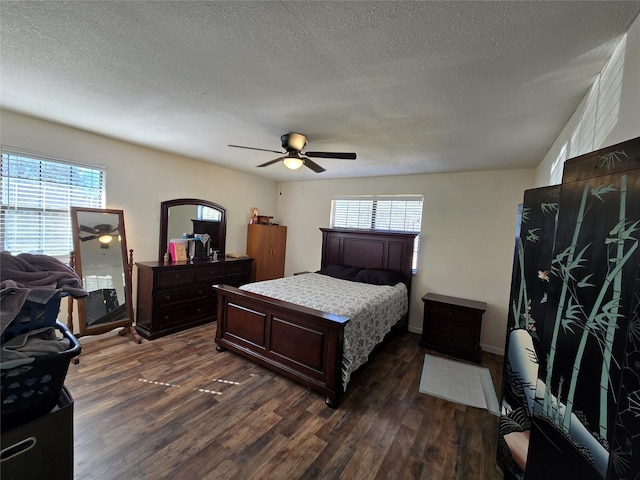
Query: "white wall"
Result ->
[[535, 14, 640, 186], [0, 110, 279, 259], [0, 109, 279, 315], [0, 108, 533, 354], [3, 13, 637, 354], [276, 169, 534, 355], [276, 13, 640, 356]]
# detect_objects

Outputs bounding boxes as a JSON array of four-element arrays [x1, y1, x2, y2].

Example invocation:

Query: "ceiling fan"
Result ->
[[80, 223, 118, 247], [228, 132, 356, 173]]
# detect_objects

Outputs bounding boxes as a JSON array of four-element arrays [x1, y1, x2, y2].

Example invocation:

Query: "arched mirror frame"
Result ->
[[158, 198, 227, 262], [70, 207, 139, 341]]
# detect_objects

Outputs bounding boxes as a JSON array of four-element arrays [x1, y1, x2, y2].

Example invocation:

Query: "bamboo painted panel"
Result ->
[[610, 270, 640, 479], [529, 136, 640, 480], [498, 185, 560, 480]]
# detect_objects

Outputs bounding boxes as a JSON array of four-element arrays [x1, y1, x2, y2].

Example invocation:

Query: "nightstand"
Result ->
[[420, 293, 487, 363]]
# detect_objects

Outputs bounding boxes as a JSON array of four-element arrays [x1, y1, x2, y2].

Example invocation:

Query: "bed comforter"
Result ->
[[240, 272, 408, 388]]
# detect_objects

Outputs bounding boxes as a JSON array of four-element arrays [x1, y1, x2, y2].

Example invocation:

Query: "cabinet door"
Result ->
[[248, 225, 286, 281], [263, 226, 286, 280]]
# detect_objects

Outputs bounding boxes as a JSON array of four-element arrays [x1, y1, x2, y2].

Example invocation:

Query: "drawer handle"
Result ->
[[1, 437, 37, 462], [164, 295, 172, 301]]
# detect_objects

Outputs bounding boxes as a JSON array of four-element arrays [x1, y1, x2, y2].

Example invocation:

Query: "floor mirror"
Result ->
[[69, 207, 140, 345]]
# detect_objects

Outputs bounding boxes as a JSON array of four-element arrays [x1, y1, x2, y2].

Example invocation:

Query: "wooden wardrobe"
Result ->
[[246, 224, 287, 282]]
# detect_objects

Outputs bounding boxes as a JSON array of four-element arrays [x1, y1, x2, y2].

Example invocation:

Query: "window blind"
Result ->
[[330, 195, 423, 271], [1, 148, 106, 256]]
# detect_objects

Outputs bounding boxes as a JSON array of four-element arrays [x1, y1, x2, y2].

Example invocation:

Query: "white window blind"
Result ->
[[199, 205, 222, 221], [1, 148, 106, 256], [330, 195, 423, 271]]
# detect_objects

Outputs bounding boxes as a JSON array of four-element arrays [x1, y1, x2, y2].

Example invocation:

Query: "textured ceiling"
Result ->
[[2, 1, 639, 181]]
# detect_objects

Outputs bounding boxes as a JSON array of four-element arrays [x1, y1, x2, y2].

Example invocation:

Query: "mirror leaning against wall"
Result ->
[[69, 207, 140, 343]]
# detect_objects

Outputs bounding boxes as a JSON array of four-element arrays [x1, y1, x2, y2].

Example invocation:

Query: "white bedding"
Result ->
[[240, 272, 408, 389]]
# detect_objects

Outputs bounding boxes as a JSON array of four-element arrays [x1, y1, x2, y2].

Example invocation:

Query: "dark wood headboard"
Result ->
[[319, 228, 417, 293]]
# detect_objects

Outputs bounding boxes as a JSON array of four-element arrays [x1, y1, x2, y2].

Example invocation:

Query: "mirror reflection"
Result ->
[[159, 199, 227, 262], [71, 207, 138, 340], [77, 215, 127, 325]]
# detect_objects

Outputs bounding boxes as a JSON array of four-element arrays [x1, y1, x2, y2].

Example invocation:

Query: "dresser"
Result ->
[[246, 224, 287, 282], [135, 257, 252, 339], [420, 293, 486, 363]]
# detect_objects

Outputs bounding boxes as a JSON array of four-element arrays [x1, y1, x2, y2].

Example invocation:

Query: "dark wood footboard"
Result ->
[[214, 284, 349, 407]]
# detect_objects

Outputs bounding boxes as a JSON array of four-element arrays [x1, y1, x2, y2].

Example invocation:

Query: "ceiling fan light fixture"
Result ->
[[283, 132, 307, 152], [230, 132, 356, 173], [98, 234, 113, 244], [283, 156, 304, 170]]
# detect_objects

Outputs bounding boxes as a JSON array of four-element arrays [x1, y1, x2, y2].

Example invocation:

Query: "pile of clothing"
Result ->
[[1, 252, 88, 366]]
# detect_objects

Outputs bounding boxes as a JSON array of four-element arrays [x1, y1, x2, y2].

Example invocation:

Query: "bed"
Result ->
[[214, 228, 417, 407]]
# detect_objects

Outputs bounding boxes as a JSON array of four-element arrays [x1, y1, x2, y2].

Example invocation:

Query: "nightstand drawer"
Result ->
[[226, 262, 251, 276], [426, 318, 478, 350], [427, 303, 479, 324]]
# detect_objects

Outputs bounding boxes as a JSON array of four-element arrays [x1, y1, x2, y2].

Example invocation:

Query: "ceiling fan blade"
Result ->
[[303, 158, 326, 173], [80, 224, 98, 234], [95, 224, 114, 233], [229, 144, 283, 154], [81, 235, 98, 242], [257, 156, 287, 168], [305, 151, 357, 160]]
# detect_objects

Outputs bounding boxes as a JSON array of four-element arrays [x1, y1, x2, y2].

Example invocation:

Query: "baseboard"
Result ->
[[480, 343, 504, 356], [410, 326, 504, 356]]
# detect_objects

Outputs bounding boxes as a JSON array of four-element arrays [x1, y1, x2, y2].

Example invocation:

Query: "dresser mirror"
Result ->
[[159, 198, 227, 262], [70, 207, 139, 341]]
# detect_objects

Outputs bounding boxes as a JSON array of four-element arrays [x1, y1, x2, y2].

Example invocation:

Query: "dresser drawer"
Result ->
[[196, 264, 225, 281], [157, 268, 195, 288], [427, 303, 478, 324], [157, 285, 209, 307], [155, 300, 214, 329]]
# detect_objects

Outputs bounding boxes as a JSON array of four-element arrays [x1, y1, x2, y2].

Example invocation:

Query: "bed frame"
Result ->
[[214, 228, 417, 407]]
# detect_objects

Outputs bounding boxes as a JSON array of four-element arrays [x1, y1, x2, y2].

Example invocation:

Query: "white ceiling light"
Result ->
[[98, 234, 113, 244], [283, 156, 303, 170]]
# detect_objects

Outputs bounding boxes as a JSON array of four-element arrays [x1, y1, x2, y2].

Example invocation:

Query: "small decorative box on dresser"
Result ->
[[135, 257, 252, 339], [420, 293, 487, 363]]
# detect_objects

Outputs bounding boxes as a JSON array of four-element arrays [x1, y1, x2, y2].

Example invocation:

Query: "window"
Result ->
[[199, 205, 222, 221], [1, 147, 106, 256], [330, 195, 423, 271]]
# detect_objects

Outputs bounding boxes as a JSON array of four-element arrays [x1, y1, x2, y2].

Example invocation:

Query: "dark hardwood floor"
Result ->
[[65, 324, 505, 480]]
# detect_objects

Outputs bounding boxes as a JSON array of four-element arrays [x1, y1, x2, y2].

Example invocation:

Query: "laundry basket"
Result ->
[[1, 292, 68, 344], [1, 321, 81, 431]]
